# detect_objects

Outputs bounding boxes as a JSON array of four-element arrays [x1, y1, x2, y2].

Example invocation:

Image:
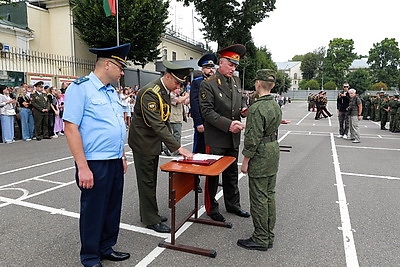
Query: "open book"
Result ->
[[172, 153, 223, 166]]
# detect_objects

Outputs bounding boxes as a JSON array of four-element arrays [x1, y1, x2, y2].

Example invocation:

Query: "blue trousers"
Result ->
[[0, 115, 14, 143], [76, 159, 124, 267], [19, 108, 34, 140]]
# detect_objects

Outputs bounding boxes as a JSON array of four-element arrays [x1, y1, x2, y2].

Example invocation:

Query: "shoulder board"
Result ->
[[194, 76, 204, 81], [73, 76, 89, 85], [151, 85, 161, 94], [205, 75, 217, 82]]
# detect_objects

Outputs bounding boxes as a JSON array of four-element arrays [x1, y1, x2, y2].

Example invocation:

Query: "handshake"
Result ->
[[229, 120, 245, 133]]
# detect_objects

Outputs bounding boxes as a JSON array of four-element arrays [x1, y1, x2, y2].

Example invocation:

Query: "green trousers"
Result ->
[[249, 174, 277, 247], [133, 152, 162, 226]]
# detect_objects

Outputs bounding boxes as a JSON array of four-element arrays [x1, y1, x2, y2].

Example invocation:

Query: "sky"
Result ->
[[168, 0, 400, 62]]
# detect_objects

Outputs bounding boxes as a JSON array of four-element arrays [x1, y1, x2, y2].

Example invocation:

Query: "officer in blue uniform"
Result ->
[[63, 43, 131, 267], [190, 54, 217, 193]]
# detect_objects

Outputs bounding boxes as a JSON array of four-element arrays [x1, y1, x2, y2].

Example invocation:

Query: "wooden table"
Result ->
[[159, 156, 236, 258]]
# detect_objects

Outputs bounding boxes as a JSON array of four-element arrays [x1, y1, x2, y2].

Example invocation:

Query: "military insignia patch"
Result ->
[[217, 79, 221, 86], [148, 102, 157, 111], [73, 76, 89, 85], [201, 91, 207, 100]]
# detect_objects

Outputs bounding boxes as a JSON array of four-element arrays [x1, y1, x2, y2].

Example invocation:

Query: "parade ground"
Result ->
[[1, 100, 399, 267]]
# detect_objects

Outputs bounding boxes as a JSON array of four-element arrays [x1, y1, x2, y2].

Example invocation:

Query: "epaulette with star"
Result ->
[[73, 76, 89, 85], [205, 75, 217, 81], [151, 85, 161, 93]]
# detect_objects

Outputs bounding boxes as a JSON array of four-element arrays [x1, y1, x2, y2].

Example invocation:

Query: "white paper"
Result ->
[[172, 153, 223, 161]]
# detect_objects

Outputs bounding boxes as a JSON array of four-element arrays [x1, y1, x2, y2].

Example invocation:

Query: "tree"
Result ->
[[304, 80, 320, 90], [323, 38, 357, 85], [323, 81, 337, 90], [301, 47, 325, 81], [71, 0, 169, 67], [367, 38, 400, 88], [371, 82, 388, 91], [180, 0, 276, 49], [273, 72, 291, 94], [291, 55, 304, 61], [346, 69, 371, 95]]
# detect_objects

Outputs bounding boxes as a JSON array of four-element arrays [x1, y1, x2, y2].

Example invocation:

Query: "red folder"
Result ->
[[176, 159, 218, 166]]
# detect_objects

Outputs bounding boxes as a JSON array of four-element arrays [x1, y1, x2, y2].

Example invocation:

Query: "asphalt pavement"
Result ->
[[0, 100, 399, 267]]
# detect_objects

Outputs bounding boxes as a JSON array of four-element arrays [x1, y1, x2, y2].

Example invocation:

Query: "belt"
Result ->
[[262, 133, 277, 143]]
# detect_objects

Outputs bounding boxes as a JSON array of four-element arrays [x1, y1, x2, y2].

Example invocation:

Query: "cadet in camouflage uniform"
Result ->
[[388, 95, 400, 132], [237, 69, 282, 251], [30, 81, 50, 140], [128, 60, 193, 233], [363, 93, 371, 119], [394, 95, 400, 132]]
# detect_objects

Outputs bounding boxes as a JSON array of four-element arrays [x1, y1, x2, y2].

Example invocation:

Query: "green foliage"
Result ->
[[301, 47, 325, 81], [323, 81, 337, 90], [346, 69, 371, 95], [291, 55, 304, 61], [180, 0, 276, 49], [323, 38, 357, 85], [367, 38, 400, 88], [304, 79, 320, 90], [71, 0, 169, 67], [272, 71, 291, 94], [371, 82, 388, 91], [298, 79, 308, 90]]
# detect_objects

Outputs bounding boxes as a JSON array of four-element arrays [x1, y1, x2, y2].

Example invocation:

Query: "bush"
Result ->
[[323, 81, 337, 90]]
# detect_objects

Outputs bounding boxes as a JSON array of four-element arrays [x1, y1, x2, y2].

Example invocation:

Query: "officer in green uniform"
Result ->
[[237, 69, 282, 251], [128, 60, 193, 233], [380, 96, 389, 130], [30, 81, 50, 140], [394, 95, 400, 132], [388, 95, 400, 132], [363, 93, 371, 119], [200, 44, 250, 222]]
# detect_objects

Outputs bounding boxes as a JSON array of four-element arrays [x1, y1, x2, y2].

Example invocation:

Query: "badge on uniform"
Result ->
[[148, 102, 157, 111], [217, 79, 222, 86], [219, 93, 223, 98], [201, 91, 207, 100]]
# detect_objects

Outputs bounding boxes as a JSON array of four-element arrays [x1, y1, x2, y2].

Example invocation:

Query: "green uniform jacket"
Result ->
[[242, 95, 282, 177], [30, 92, 50, 112], [128, 78, 180, 155], [200, 71, 245, 149]]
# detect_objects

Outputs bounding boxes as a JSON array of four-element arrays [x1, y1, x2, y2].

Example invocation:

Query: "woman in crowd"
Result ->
[[16, 86, 34, 141], [0, 85, 17, 143], [46, 86, 59, 138], [53, 89, 64, 135], [119, 87, 131, 127]]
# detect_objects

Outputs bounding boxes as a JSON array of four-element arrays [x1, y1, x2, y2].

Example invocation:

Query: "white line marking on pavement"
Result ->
[[328, 116, 332, 126], [378, 135, 382, 138], [336, 145, 400, 151], [296, 112, 310, 125], [278, 131, 291, 142], [0, 156, 73, 176], [33, 178, 69, 185], [342, 172, 400, 181], [330, 133, 359, 267]]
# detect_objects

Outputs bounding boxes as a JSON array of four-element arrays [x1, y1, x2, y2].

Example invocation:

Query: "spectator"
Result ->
[[337, 83, 350, 138], [119, 87, 131, 127], [0, 85, 17, 143], [31, 81, 50, 141], [47, 86, 59, 138], [54, 89, 64, 136], [347, 89, 362, 143], [16, 86, 34, 141], [169, 87, 189, 155]]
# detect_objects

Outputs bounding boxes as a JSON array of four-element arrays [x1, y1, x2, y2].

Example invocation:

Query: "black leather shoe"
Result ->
[[87, 263, 102, 267], [208, 212, 225, 222], [268, 243, 273, 248], [101, 251, 130, 261], [196, 185, 203, 193], [43, 136, 51, 139], [237, 238, 268, 251], [229, 209, 250, 218], [147, 222, 171, 233], [160, 215, 168, 222]]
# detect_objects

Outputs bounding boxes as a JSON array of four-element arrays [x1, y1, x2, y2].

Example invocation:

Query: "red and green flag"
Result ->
[[103, 0, 116, 16]]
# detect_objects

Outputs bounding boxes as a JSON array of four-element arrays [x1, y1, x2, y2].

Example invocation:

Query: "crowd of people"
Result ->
[[307, 91, 333, 120], [0, 82, 66, 143]]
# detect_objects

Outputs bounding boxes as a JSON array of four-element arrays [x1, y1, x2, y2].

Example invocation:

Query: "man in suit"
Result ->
[[63, 43, 131, 267], [128, 60, 193, 233], [200, 44, 250, 222], [190, 53, 217, 193]]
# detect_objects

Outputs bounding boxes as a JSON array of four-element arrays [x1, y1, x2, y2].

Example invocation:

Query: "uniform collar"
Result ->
[[89, 72, 115, 92], [160, 77, 170, 95]]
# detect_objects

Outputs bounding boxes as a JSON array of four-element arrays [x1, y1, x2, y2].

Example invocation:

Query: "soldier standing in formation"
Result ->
[[30, 81, 50, 140], [128, 60, 193, 233], [200, 44, 250, 222], [238, 69, 282, 251]]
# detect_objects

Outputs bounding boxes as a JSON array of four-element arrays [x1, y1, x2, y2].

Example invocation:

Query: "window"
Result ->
[[172, 51, 177, 61], [162, 49, 167, 60], [294, 73, 297, 79]]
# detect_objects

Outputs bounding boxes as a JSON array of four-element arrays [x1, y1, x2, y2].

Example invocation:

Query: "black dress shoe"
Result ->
[[43, 136, 51, 139], [160, 215, 168, 222], [228, 209, 250, 218], [196, 185, 203, 193], [237, 238, 268, 251], [208, 212, 225, 222], [101, 251, 130, 261], [147, 222, 170, 233], [90, 263, 102, 267], [268, 243, 273, 248]]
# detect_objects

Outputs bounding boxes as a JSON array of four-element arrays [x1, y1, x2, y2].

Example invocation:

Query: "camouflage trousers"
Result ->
[[249, 174, 277, 247]]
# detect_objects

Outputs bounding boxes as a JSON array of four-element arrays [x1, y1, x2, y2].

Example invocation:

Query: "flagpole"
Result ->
[[116, 0, 120, 46]]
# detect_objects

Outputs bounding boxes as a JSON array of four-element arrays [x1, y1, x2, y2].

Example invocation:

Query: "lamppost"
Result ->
[[242, 40, 252, 90]]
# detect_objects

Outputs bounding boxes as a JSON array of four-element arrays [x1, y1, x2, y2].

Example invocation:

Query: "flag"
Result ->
[[103, 0, 116, 16]]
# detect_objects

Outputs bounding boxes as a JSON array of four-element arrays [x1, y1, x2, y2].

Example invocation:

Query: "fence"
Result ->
[[0, 46, 95, 79]]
